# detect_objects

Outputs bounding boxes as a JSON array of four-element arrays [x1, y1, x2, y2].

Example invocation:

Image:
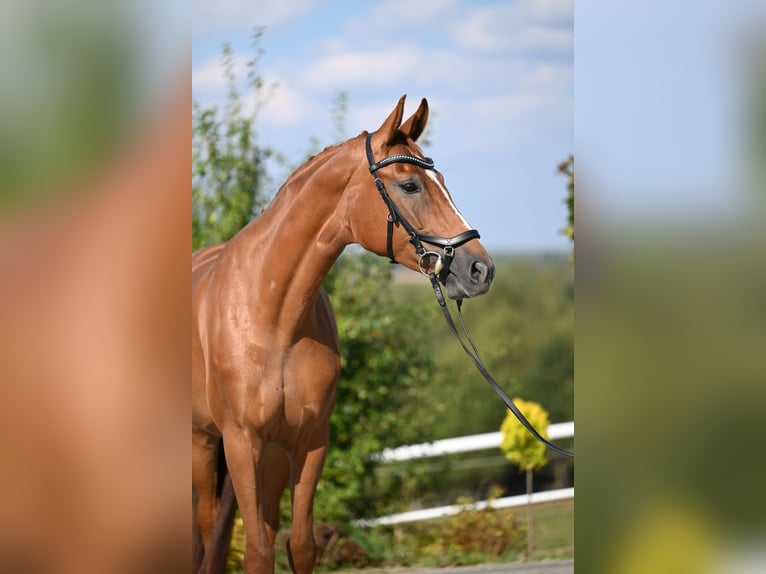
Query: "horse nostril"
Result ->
[[470, 260, 493, 284]]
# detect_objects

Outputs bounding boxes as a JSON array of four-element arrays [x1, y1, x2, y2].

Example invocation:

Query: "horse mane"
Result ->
[[274, 128, 416, 200], [255, 133, 364, 221], [285, 133, 363, 185]]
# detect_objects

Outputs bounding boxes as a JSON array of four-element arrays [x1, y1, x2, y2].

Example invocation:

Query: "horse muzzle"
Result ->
[[442, 250, 495, 299]]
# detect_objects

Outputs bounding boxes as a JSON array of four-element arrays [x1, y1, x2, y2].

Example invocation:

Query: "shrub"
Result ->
[[410, 492, 521, 565], [343, 487, 524, 569]]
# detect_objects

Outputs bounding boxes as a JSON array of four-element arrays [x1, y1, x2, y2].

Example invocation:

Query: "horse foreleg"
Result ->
[[287, 438, 328, 574], [262, 444, 291, 546], [223, 427, 274, 574]]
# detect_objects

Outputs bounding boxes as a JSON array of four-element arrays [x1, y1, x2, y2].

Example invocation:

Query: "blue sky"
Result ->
[[192, 0, 573, 252], [576, 0, 754, 221]]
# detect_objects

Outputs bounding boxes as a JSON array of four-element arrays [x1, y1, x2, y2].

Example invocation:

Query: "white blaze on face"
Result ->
[[424, 169, 471, 229]]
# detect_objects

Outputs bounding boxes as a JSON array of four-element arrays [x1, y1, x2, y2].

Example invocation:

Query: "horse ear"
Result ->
[[400, 98, 429, 142], [372, 95, 407, 148]]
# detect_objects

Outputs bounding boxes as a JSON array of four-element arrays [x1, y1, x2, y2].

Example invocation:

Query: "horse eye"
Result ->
[[400, 181, 420, 194]]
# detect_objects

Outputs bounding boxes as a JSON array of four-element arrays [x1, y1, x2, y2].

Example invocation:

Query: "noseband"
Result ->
[[365, 132, 480, 282]]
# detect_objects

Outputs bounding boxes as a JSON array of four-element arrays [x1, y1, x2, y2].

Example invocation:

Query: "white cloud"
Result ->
[[452, 0, 572, 54], [513, 26, 573, 53], [191, 59, 311, 128], [192, 0, 319, 37], [341, 0, 462, 38], [257, 77, 317, 127], [192, 54, 248, 92], [518, 61, 573, 91], [467, 93, 555, 123], [193, 0, 572, 124], [247, 0, 572, 150], [302, 47, 425, 90], [520, 0, 573, 23]]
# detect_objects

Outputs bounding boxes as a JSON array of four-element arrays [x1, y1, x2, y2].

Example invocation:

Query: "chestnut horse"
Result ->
[[192, 96, 495, 574]]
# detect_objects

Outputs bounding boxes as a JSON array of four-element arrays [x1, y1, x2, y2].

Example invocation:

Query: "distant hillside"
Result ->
[[390, 250, 573, 438]]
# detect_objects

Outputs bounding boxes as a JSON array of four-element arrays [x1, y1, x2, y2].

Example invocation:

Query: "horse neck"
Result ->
[[225, 140, 359, 343]]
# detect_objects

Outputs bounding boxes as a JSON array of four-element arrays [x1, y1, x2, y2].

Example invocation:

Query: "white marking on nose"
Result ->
[[424, 170, 471, 229]]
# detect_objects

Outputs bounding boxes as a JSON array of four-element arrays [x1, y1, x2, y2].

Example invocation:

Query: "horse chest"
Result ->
[[212, 338, 338, 433]]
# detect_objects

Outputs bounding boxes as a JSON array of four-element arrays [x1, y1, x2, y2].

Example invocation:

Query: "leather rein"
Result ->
[[366, 132, 574, 458]]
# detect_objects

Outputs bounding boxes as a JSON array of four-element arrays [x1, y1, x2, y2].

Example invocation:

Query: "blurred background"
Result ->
[[0, 0, 189, 572], [577, 1, 766, 573]]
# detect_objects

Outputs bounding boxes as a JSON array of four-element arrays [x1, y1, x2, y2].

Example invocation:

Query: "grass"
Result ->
[[525, 500, 575, 561], [335, 499, 573, 572], [227, 498, 573, 573]]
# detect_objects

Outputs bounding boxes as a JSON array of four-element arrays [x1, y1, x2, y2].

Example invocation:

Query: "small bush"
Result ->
[[345, 489, 524, 569], [408, 500, 521, 566], [226, 493, 527, 571], [314, 524, 370, 569]]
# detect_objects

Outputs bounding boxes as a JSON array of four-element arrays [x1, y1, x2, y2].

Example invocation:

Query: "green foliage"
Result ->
[[324, 500, 573, 571], [313, 524, 371, 569], [227, 513, 245, 572], [343, 491, 523, 570], [317, 252, 441, 523], [228, 501, 574, 573], [192, 32, 273, 251], [500, 398, 550, 472], [524, 333, 574, 423], [418, 255, 574, 438], [410, 491, 521, 565], [558, 155, 574, 244]]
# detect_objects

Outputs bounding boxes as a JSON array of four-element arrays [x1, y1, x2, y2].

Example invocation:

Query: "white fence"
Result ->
[[356, 487, 574, 527], [357, 422, 574, 527], [376, 422, 574, 463]]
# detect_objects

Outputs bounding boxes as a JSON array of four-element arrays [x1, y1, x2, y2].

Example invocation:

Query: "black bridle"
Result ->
[[365, 132, 480, 282], [366, 131, 574, 458]]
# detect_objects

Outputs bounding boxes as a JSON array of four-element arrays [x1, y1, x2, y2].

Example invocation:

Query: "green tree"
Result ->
[[318, 252, 440, 523], [500, 398, 550, 561], [192, 32, 274, 251], [559, 154, 574, 275], [558, 155, 574, 245], [424, 255, 573, 437], [523, 333, 574, 423]]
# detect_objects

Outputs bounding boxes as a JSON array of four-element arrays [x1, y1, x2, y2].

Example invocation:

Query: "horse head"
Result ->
[[349, 95, 495, 300]]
